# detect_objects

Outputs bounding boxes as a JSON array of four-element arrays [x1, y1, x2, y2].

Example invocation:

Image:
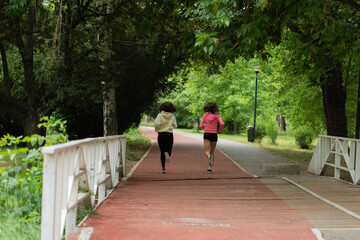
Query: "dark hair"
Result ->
[[159, 102, 176, 113], [203, 102, 219, 113]]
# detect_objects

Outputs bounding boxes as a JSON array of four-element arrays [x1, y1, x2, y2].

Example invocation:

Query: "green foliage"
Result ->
[[0, 164, 42, 223], [124, 127, 144, 137], [0, 117, 68, 237], [255, 122, 266, 143], [0, 214, 40, 240], [125, 127, 151, 162], [37, 116, 68, 144], [263, 44, 326, 134], [160, 57, 287, 135], [6, 0, 30, 17], [294, 126, 314, 149], [266, 120, 279, 144], [186, 0, 360, 137]]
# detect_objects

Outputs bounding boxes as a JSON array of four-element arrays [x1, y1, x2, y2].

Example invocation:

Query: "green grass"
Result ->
[[125, 128, 152, 162], [176, 129, 317, 166], [0, 215, 40, 240], [139, 120, 154, 127], [223, 133, 316, 165]]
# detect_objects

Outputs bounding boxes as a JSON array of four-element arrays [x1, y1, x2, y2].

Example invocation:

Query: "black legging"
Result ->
[[157, 132, 174, 169]]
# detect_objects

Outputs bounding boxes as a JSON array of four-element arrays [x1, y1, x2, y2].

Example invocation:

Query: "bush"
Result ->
[[266, 121, 279, 144], [255, 123, 266, 143], [294, 126, 314, 149], [0, 117, 68, 239]]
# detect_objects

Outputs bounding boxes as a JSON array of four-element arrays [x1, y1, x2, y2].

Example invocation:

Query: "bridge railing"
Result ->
[[308, 135, 360, 184], [40, 135, 126, 240]]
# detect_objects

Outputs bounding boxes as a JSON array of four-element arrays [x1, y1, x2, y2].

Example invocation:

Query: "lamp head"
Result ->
[[252, 66, 261, 73]]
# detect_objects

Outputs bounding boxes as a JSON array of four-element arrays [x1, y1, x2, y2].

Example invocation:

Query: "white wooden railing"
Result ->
[[40, 135, 126, 240], [308, 135, 360, 184]]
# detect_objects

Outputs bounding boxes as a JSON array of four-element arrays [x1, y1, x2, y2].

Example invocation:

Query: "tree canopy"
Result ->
[[185, 0, 360, 137], [1, 0, 359, 138], [0, 0, 196, 138]]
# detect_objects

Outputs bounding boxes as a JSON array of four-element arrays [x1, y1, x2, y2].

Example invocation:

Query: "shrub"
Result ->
[[0, 116, 68, 238], [266, 121, 279, 144], [294, 126, 314, 149], [255, 123, 266, 143]]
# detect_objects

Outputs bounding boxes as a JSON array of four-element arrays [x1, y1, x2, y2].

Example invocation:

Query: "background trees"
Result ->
[[0, 0, 54, 136], [1, 0, 359, 138], [0, 0, 195, 138], [187, 0, 360, 137]]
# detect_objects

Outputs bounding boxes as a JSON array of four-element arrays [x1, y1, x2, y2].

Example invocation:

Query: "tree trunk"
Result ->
[[6, 11, 41, 137], [277, 115, 286, 131], [233, 105, 238, 134], [321, 61, 347, 137], [103, 86, 118, 136], [0, 43, 12, 96], [21, 111, 41, 137], [99, 0, 118, 136], [15, 11, 37, 109]]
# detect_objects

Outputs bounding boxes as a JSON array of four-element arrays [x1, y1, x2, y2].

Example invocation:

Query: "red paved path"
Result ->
[[78, 128, 318, 240]]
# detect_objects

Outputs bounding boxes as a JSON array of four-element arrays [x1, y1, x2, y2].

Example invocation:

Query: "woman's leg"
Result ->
[[204, 139, 211, 157], [165, 133, 174, 156], [210, 141, 217, 163], [157, 133, 166, 171], [164, 133, 174, 162]]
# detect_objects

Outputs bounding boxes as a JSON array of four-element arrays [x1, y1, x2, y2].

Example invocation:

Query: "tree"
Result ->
[[0, 1, 55, 136], [263, 44, 326, 133], [0, 0, 196, 138], [163, 58, 280, 134], [53, 0, 196, 137], [187, 0, 360, 137]]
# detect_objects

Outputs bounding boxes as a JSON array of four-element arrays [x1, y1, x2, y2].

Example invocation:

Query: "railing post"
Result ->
[[41, 154, 57, 240], [121, 137, 126, 177], [65, 209, 77, 239], [334, 140, 341, 179], [356, 141, 360, 184]]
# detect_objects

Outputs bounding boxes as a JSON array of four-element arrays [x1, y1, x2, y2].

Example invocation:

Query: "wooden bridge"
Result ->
[[41, 128, 360, 240]]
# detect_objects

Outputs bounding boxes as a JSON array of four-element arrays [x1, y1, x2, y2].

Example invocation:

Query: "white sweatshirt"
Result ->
[[154, 111, 177, 133]]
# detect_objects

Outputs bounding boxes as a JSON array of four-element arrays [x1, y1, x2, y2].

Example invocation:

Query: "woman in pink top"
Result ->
[[200, 102, 224, 173]]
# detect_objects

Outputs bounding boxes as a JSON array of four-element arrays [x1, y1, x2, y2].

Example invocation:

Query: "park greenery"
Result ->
[[0, 118, 150, 239], [0, 0, 359, 139], [0, 0, 360, 237], [0, 117, 68, 240]]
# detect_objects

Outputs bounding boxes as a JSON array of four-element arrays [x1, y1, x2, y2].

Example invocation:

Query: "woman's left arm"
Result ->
[[172, 115, 178, 129], [218, 115, 224, 133]]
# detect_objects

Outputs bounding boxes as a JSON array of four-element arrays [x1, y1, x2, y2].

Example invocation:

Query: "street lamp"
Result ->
[[252, 66, 260, 140]]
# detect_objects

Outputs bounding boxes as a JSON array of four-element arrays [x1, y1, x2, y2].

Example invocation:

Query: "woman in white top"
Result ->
[[154, 102, 177, 173]]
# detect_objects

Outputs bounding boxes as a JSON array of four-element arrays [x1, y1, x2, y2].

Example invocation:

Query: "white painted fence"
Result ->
[[308, 135, 360, 184], [40, 135, 126, 240]]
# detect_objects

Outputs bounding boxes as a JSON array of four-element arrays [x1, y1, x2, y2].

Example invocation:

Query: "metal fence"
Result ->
[[40, 135, 126, 240]]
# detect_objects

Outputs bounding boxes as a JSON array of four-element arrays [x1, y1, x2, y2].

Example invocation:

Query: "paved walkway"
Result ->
[[73, 127, 360, 240]]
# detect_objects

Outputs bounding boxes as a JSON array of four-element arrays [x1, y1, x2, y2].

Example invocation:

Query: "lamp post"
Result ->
[[252, 66, 260, 140]]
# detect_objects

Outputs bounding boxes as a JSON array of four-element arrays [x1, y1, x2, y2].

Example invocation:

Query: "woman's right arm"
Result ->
[[200, 114, 206, 129], [154, 114, 161, 132]]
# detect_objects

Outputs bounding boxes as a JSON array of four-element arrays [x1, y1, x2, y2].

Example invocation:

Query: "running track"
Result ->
[[75, 127, 319, 240]]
